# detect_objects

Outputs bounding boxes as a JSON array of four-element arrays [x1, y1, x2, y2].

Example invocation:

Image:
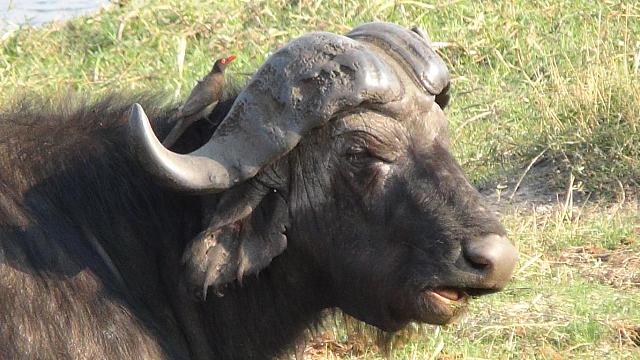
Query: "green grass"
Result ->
[[2, 0, 639, 359]]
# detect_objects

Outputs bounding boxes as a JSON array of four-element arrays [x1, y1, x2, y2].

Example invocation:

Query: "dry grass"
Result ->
[[558, 246, 640, 290], [442, 1, 640, 197], [612, 321, 640, 348]]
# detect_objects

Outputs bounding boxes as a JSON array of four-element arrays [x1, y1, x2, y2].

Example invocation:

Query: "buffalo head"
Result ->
[[129, 22, 517, 330]]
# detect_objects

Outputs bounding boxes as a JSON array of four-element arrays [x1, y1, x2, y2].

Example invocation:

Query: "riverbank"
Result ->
[[0, 0, 111, 40]]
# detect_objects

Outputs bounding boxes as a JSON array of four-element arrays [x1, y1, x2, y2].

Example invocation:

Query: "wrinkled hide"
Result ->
[[131, 23, 457, 296]]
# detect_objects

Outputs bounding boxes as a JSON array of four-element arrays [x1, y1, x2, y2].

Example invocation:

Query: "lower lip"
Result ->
[[432, 288, 464, 302], [425, 288, 466, 306], [414, 289, 468, 324]]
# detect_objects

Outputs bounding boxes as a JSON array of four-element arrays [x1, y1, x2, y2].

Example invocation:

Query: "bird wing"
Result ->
[[179, 79, 217, 118]]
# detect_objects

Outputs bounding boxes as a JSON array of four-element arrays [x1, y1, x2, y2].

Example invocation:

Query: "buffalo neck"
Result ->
[[110, 98, 330, 359], [199, 248, 329, 360]]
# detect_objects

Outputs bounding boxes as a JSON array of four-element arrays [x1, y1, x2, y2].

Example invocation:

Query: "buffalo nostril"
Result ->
[[463, 234, 518, 289], [465, 253, 491, 271]]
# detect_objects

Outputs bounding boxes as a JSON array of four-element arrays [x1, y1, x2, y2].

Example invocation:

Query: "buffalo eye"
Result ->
[[345, 145, 371, 163], [341, 143, 394, 195], [344, 144, 395, 168]]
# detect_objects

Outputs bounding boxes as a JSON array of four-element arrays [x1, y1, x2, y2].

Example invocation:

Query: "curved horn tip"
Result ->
[[128, 103, 147, 121], [128, 102, 155, 144], [127, 101, 236, 193]]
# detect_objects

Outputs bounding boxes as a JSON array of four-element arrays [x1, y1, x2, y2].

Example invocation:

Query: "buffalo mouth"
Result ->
[[415, 287, 469, 325], [429, 288, 466, 302]]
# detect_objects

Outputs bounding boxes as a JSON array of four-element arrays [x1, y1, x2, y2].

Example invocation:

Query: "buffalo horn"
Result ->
[[129, 22, 448, 193]]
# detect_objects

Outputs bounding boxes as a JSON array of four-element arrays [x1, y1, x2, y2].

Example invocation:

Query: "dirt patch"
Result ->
[[295, 316, 432, 359], [475, 157, 602, 218], [479, 159, 566, 206], [557, 246, 640, 289], [296, 329, 380, 359]]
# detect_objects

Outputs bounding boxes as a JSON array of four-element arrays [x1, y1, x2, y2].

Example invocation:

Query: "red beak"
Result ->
[[225, 55, 237, 63]]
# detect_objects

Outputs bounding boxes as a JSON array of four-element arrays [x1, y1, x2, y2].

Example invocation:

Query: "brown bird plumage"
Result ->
[[163, 55, 236, 148]]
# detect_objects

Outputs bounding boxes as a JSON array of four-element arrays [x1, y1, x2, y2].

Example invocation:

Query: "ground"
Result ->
[[1, 0, 639, 359]]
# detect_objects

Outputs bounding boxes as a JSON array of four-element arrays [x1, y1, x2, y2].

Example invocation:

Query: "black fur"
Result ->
[[0, 89, 511, 359], [0, 93, 330, 359]]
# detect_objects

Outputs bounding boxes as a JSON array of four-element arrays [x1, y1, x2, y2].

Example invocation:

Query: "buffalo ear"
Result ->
[[182, 181, 288, 299], [435, 82, 450, 110]]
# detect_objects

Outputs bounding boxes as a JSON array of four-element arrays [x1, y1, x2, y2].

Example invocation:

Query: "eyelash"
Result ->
[[346, 145, 366, 154], [345, 146, 394, 164]]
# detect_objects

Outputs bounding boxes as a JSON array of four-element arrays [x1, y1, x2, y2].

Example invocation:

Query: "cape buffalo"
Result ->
[[0, 23, 517, 359]]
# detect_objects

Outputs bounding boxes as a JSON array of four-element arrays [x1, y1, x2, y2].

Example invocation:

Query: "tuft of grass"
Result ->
[[1, 1, 639, 359], [433, 1, 640, 198]]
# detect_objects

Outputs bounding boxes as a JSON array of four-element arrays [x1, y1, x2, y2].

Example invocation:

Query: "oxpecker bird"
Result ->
[[163, 55, 236, 147]]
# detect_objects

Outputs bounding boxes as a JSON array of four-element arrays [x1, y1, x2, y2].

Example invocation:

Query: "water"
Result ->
[[1, 0, 110, 36]]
